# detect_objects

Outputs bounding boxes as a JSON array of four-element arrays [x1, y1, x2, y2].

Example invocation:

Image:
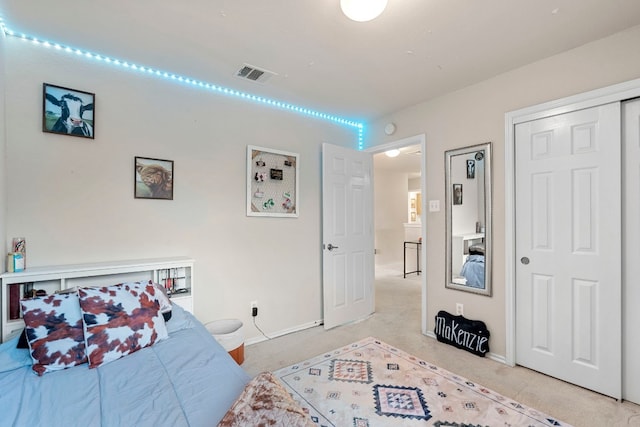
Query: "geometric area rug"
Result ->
[[273, 337, 572, 427]]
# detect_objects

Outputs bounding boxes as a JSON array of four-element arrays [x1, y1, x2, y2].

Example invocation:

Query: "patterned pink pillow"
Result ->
[[78, 285, 168, 368], [21, 293, 88, 376]]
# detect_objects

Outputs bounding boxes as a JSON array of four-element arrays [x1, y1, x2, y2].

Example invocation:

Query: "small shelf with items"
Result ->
[[1, 257, 194, 343], [155, 266, 192, 312]]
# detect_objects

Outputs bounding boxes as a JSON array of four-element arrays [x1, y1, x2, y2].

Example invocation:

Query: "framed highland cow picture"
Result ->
[[43, 83, 95, 139], [135, 156, 174, 200]]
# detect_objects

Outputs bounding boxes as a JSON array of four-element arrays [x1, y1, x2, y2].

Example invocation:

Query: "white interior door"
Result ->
[[322, 143, 374, 329], [623, 98, 640, 404], [515, 103, 621, 399]]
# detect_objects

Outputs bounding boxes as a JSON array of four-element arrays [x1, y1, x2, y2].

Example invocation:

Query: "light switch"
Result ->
[[429, 200, 440, 212]]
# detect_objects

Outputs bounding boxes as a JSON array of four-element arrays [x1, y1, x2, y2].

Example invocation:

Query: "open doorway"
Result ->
[[366, 134, 428, 334]]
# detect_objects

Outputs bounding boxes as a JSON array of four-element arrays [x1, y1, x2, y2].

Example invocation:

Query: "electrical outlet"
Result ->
[[456, 303, 464, 316], [250, 301, 258, 317]]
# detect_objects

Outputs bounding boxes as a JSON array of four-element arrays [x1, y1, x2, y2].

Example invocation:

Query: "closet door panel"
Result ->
[[623, 98, 640, 405]]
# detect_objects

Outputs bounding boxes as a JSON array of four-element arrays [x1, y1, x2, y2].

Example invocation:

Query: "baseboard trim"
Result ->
[[487, 352, 507, 364], [246, 323, 508, 364], [425, 330, 507, 365], [245, 319, 323, 346]]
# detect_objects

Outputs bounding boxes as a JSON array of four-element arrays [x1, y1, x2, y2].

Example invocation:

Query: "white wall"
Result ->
[[408, 177, 420, 192], [6, 23, 640, 358], [369, 25, 640, 357], [0, 30, 7, 272], [2, 38, 356, 341], [373, 169, 407, 267]]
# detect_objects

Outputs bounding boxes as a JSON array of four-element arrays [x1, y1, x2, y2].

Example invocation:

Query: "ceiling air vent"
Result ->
[[235, 64, 276, 83]]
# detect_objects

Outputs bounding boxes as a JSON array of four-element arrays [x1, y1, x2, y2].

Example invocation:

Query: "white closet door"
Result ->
[[623, 99, 640, 405], [515, 103, 621, 399]]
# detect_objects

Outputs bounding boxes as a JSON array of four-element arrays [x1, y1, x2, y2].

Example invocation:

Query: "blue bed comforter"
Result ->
[[0, 305, 250, 427], [460, 254, 485, 288]]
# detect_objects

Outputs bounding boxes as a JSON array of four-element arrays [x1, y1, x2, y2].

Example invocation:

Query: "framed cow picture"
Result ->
[[43, 83, 95, 139], [135, 157, 174, 200]]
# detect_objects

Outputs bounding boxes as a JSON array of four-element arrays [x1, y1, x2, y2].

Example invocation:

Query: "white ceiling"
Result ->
[[2, 1, 640, 122], [374, 144, 422, 178]]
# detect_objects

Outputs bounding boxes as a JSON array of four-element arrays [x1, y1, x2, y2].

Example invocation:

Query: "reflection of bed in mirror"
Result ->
[[451, 233, 484, 281], [460, 245, 485, 288]]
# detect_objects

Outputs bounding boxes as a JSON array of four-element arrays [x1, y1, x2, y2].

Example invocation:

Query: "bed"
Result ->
[[0, 283, 254, 427], [460, 245, 485, 288]]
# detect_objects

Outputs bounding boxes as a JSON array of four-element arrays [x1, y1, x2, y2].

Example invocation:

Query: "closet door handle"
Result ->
[[520, 257, 530, 265], [327, 244, 339, 251]]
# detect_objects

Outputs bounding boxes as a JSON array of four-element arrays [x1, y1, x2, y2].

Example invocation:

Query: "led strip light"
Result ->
[[0, 17, 366, 149]]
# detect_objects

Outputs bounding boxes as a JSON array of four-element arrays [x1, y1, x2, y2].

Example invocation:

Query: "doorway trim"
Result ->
[[504, 77, 640, 366], [366, 133, 428, 335]]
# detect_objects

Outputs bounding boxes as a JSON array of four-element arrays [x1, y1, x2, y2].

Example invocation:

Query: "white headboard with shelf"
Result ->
[[0, 257, 194, 342]]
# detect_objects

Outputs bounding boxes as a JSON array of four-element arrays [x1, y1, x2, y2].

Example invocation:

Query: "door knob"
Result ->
[[520, 257, 530, 265], [327, 243, 339, 251]]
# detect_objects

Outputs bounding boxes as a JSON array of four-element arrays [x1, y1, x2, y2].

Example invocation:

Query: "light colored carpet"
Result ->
[[242, 267, 640, 427]]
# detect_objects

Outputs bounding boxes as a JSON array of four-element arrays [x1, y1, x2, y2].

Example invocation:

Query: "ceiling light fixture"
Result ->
[[385, 149, 400, 158], [340, 0, 388, 22]]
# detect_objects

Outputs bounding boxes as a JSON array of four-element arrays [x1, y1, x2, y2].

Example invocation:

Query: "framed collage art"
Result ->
[[247, 146, 299, 217]]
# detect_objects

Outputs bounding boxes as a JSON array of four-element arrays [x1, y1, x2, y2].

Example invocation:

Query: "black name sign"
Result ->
[[434, 310, 490, 357]]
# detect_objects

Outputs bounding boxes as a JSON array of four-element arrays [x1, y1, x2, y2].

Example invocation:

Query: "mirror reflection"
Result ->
[[445, 142, 492, 296]]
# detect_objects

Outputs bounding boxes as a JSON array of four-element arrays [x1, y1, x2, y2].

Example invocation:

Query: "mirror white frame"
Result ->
[[445, 142, 492, 296]]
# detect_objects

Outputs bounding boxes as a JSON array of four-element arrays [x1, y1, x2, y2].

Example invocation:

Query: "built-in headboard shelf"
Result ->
[[0, 257, 194, 342]]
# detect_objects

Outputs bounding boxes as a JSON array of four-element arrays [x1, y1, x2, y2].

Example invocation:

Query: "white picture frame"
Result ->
[[247, 145, 299, 217]]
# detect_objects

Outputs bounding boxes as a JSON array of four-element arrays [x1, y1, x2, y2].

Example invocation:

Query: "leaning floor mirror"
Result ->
[[445, 142, 492, 296]]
